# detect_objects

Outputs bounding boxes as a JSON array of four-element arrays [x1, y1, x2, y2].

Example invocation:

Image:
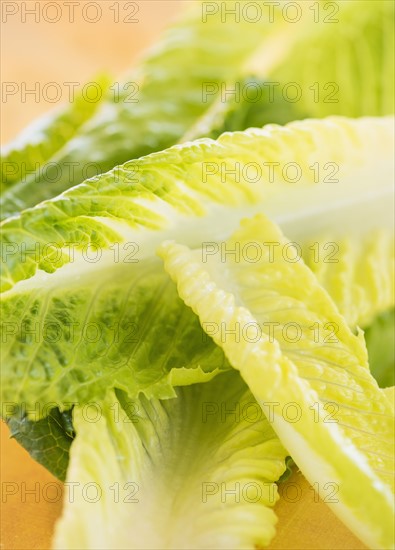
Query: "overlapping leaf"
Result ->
[[159, 214, 395, 549]]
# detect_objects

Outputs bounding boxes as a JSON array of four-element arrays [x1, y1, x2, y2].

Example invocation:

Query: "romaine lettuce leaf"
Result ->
[[364, 309, 395, 388], [181, 75, 305, 143], [1, 117, 393, 418], [0, 1, 393, 546], [159, 214, 394, 549], [2, 0, 393, 220], [0, 2, 291, 219], [301, 232, 394, 389], [383, 386, 395, 410], [303, 233, 394, 329], [1, 77, 108, 192], [53, 371, 288, 550], [2, 116, 392, 294], [1, 261, 228, 416], [6, 407, 74, 481], [270, 0, 394, 117], [1, 116, 393, 549]]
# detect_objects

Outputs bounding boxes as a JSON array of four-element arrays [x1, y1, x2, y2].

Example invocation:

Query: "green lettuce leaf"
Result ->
[[182, 0, 394, 141], [181, 75, 305, 143], [270, 0, 394, 117], [383, 386, 394, 410], [2, 116, 392, 294], [0, 2, 393, 546], [364, 309, 395, 388], [159, 214, 394, 549], [1, 77, 108, 192], [6, 407, 74, 481], [2, 0, 393, 219], [302, 233, 394, 329], [53, 371, 288, 550], [301, 232, 394, 388], [1, 260, 228, 416], [0, 2, 291, 219], [1, 117, 393, 416]]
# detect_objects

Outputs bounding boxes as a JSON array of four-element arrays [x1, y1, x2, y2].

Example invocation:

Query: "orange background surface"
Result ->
[[1, 1, 367, 549]]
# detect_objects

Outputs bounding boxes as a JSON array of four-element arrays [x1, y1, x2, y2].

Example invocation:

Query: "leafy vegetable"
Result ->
[[383, 386, 395, 410], [2, 1, 393, 219], [1, 77, 108, 192], [2, 116, 392, 409], [364, 309, 395, 388], [1, 1, 394, 547], [1, 262, 228, 414], [6, 407, 74, 481], [1, 112, 394, 549], [303, 233, 394, 329], [181, 75, 305, 142], [0, 2, 290, 219], [53, 372, 288, 550], [159, 213, 395, 549], [2, 116, 392, 294], [270, 0, 394, 117]]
